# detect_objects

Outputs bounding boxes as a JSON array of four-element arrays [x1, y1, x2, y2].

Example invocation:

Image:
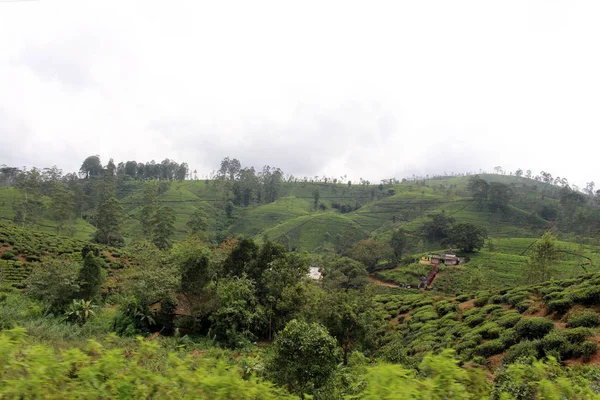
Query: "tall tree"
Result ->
[[527, 232, 560, 284], [312, 189, 320, 209], [78, 251, 106, 300], [389, 229, 407, 262], [467, 176, 489, 210], [186, 208, 209, 235], [318, 289, 380, 365], [421, 213, 455, 243], [139, 182, 159, 237], [320, 256, 370, 291], [447, 223, 487, 252], [151, 206, 176, 250], [79, 155, 104, 179], [93, 197, 125, 246], [49, 182, 75, 235], [349, 239, 393, 272], [487, 182, 512, 214], [268, 319, 341, 398]]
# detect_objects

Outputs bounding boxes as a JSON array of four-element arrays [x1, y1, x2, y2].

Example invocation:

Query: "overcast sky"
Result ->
[[1, 1, 599, 186]]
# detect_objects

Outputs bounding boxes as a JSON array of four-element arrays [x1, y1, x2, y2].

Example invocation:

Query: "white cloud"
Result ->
[[0, 0, 599, 186]]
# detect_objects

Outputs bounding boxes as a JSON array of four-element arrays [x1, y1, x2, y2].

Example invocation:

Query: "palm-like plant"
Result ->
[[66, 299, 97, 325]]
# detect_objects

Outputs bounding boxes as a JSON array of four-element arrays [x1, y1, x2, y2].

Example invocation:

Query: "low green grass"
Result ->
[[260, 212, 368, 251], [229, 197, 311, 237]]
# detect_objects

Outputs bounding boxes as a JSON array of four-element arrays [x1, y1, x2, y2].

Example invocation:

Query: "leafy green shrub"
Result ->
[[562, 327, 593, 344], [471, 356, 487, 365], [567, 311, 600, 328], [516, 301, 532, 313], [489, 295, 503, 304], [475, 339, 505, 357], [456, 294, 470, 303], [441, 311, 458, 321], [0, 251, 16, 261], [503, 340, 541, 364], [546, 298, 573, 314], [541, 331, 573, 360], [462, 332, 483, 344], [571, 287, 600, 306], [412, 307, 438, 323], [496, 313, 521, 328], [435, 300, 458, 316], [25, 255, 40, 262], [505, 293, 528, 307], [579, 340, 598, 362], [482, 304, 503, 314], [474, 295, 490, 307], [464, 313, 486, 328], [499, 329, 519, 347], [414, 299, 433, 308], [474, 322, 501, 340], [397, 304, 412, 314], [455, 339, 480, 355], [514, 317, 554, 340], [539, 285, 562, 297]]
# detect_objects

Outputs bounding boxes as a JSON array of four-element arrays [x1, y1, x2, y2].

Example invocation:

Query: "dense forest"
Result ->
[[2, 156, 600, 398]]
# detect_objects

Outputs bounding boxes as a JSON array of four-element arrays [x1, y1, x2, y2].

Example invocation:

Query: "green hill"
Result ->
[[1, 173, 598, 255]]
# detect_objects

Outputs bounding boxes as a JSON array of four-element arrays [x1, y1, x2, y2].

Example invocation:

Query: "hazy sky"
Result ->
[[1, 1, 599, 186]]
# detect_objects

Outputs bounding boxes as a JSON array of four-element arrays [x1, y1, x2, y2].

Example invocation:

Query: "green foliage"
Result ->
[[349, 239, 393, 272], [361, 349, 490, 399], [389, 229, 407, 262], [150, 206, 176, 250], [567, 310, 600, 328], [208, 276, 262, 348], [493, 356, 600, 399], [186, 208, 209, 235], [173, 240, 213, 294], [28, 258, 80, 313], [77, 251, 106, 300], [1, 250, 16, 260], [125, 244, 179, 308], [65, 299, 97, 325], [514, 317, 554, 340], [318, 289, 382, 364], [496, 312, 521, 328], [321, 256, 370, 291], [420, 213, 455, 243], [502, 340, 541, 364], [526, 231, 560, 284], [475, 339, 505, 357], [139, 181, 158, 237], [0, 328, 294, 399], [268, 319, 341, 397], [447, 223, 487, 253], [93, 197, 125, 247], [546, 297, 573, 314]]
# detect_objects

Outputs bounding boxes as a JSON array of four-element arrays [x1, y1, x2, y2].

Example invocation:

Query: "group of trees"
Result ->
[[215, 157, 285, 206], [4, 156, 188, 246], [29, 247, 106, 320], [79, 155, 189, 181], [65, 234, 380, 397], [467, 176, 513, 214], [420, 213, 487, 253]]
